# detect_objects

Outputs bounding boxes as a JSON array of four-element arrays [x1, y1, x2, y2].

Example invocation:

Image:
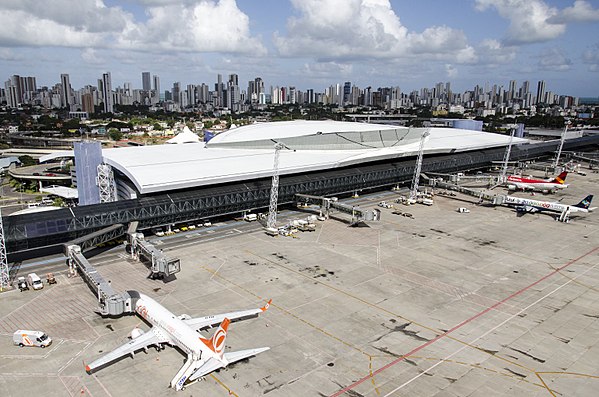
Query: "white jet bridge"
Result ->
[[295, 193, 381, 225]]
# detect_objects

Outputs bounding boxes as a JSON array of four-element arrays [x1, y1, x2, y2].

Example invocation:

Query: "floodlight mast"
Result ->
[[409, 129, 430, 201], [0, 209, 10, 291], [500, 126, 516, 184], [267, 143, 286, 229], [553, 123, 569, 169]]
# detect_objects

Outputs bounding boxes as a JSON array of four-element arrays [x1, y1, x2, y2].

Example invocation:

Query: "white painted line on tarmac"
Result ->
[[383, 261, 599, 396]]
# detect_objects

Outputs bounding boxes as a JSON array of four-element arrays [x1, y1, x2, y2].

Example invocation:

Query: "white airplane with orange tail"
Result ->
[[85, 291, 271, 391]]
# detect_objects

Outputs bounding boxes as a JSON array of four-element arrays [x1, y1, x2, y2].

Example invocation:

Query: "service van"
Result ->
[[27, 273, 44, 290], [13, 330, 52, 348], [244, 213, 257, 222]]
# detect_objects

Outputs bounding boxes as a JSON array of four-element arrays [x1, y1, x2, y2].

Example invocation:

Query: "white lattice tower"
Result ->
[[97, 163, 116, 203], [267, 143, 285, 229], [553, 123, 569, 169], [500, 127, 516, 183], [0, 209, 10, 291], [409, 130, 430, 201]]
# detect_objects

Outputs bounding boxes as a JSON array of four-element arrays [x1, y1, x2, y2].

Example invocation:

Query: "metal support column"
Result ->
[[97, 163, 116, 203], [553, 123, 569, 170], [500, 127, 516, 184], [409, 129, 430, 201], [267, 143, 285, 230], [0, 209, 9, 290]]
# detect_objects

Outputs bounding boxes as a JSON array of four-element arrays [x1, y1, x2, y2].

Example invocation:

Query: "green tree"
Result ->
[[18, 155, 36, 167], [108, 128, 123, 141]]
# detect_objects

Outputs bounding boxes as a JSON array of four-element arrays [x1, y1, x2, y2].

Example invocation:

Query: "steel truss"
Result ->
[[5, 137, 599, 257]]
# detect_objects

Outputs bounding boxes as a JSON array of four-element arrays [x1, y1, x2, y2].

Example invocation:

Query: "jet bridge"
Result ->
[[295, 193, 381, 225], [126, 232, 181, 279], [422, 174, 496, 203], [65, 244, 137, 316]]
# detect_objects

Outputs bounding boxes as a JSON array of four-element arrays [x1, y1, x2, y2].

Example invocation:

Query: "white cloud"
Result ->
[[548, 0, 599, 23], [475, 39, 517, 65], [583, 43, 599, 72], [475, 0, 566, 44], [274, 0, 476, 64], [119, 0, 266, 55], [81, 48, 104, 65], [300, 62, 354, 80], [445, 64, 458, 79], [537, 48, 572, 71], [1, 0, 132, 34], [0, 0, 265, 56]]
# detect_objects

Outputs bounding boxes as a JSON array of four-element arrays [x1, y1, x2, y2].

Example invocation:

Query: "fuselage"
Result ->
[[506, 175, 567, 191], [503, 195, 588, 213], [135, 293, 204, 359]]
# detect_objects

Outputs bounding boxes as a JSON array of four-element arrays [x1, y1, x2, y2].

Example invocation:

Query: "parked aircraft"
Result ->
[[85, 291, 271, 391], [505, 171, 568, 193], [503, 194, 594, 222]]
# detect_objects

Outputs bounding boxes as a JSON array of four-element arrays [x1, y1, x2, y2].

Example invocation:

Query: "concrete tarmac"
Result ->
[[1, 167, 598, 396]]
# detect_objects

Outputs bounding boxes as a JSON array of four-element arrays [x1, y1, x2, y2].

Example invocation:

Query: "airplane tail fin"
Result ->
[[260, 299, 272, 312], [200, 318, 230, 360], [574, 195, 593, 209], [551, 171, 568, 184]]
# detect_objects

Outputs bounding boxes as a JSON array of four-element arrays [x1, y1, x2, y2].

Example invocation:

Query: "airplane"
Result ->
[[503, 194, 595, 222], [85, 291, 271, 391], [504, 171, 569, 193]]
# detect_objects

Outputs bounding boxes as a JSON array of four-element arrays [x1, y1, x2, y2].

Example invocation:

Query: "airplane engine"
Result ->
[[178, 314, 191, 320], [130, 327, 145, 339]]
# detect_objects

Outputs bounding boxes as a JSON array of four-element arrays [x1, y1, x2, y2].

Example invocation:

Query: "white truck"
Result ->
[[27, 273, 44, 290], [13, 330, 52, 348], [244, 213, 258, 222]]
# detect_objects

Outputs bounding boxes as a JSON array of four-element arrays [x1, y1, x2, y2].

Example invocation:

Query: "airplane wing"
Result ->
[[188, 347, 270, 382], [183, 300, 271, 331], [86, 329, 168, 373]]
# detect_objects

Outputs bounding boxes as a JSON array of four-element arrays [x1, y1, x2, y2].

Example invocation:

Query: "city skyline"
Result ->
[[1, 1, 599, 96]]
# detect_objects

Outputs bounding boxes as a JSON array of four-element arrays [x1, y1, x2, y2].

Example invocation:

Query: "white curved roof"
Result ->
[[38, 121, 529, 195], [99, 123, 527, 194], [207, 120, 401, 145]]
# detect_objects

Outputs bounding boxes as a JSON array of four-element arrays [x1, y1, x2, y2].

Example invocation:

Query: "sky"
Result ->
[[1, 0, 599, 97]]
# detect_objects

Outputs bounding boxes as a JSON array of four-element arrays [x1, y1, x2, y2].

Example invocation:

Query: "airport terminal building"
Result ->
[[5, 120, 599, 258]]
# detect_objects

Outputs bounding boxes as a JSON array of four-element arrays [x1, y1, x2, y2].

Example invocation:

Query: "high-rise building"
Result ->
[[4, 75, 22, 108], [82, 93, 94, 114], [102, 72, 113, 113], [142, 72, 151, 91], [172, 82, 180, 104], [254, 77, 264, 95], [536, 80, 545, 104], [216, 74, 223, 107], [60, 73, 72, 108], [508, 80, 516, 101], [152, 75, 160, 103], [343, 82, 351, 105]]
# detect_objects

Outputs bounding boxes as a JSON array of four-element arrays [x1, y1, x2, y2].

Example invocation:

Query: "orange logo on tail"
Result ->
[[261, 299, 272, 312], [200, 318, 230, 357]]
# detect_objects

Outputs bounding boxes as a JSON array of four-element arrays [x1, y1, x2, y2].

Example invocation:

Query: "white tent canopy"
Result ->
[[166, 126, 201, 144]]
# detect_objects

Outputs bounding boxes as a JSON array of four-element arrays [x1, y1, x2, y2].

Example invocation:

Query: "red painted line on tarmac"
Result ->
[[330, 245, 599, 397]]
